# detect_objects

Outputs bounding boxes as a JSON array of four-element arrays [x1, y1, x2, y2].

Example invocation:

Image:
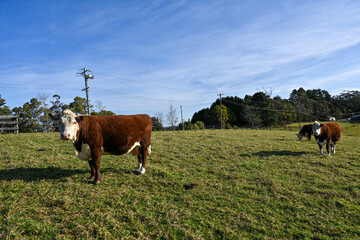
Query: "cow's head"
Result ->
[[296, 133, 304, 141], [312, 121, 321, 136], [49, 109, 82, 141]]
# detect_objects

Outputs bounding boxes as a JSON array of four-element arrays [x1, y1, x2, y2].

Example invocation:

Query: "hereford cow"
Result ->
[[50, 109, 152, 184], [312, 121, 342, 155], [296, 124, 313, 141]]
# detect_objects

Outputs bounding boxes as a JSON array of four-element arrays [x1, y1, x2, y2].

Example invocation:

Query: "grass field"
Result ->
[[0, 129, 359, 239]]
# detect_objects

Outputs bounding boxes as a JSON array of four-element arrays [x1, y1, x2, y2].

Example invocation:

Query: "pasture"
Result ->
[[0, 129, 359, 239]]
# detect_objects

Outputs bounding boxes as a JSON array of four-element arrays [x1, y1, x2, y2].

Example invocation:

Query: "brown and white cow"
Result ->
[[296, 124, 313, 141], [312, 121, 342, 155], [50, 109, 152, 184]]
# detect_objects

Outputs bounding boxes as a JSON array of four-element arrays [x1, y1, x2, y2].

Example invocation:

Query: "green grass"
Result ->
[[0, 130, 360, 239]]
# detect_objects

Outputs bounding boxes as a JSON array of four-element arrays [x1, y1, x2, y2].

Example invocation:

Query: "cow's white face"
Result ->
[[312, 121, 321, 136], [50, 109, 79, 141]]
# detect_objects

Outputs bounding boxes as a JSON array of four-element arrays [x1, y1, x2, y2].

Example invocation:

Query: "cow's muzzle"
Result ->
[[61, 133, 71, 140]]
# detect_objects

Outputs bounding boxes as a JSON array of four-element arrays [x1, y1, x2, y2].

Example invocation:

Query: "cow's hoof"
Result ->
[[134, 168, 146, 175], [93, 180, 100, 185]]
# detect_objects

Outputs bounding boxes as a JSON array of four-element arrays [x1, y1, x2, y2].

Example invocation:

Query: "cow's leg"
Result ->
[[326, 142, 331, 155], [135, 154, 143, 174], [317, 143, 323, 155], [141, 150, 148, 175], [88, 160, 96, 180], [135, 153, 146, 175], [332, 143, 336, 154], [135, 146, 147, 175], [91, 149, 102, 184]]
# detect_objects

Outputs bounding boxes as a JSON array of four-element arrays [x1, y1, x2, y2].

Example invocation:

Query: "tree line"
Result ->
[[190, 88, 360, 129], [0, 94, 114, 133], [1, 88, 360, 132]]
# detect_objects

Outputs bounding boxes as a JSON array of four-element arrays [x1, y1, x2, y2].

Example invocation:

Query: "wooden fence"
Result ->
[[0, 115, 19, 134]]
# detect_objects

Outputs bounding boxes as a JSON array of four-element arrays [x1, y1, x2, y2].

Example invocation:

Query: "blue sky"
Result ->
[[1, 0, 360, 121]]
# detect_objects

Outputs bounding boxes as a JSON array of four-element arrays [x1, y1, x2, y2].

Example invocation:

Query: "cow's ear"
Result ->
[[75, 116, 84, 123], [49, 113, 60, 121], [320, 124, 324, 127]]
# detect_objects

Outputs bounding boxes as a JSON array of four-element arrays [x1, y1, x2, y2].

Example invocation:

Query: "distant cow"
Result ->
[[296, 124, 313, 141], [312, 121, 342, 155], [50, 109, 152, 184]]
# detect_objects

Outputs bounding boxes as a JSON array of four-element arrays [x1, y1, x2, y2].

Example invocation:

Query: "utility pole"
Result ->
[[77, 68, 94, 115], [217, 93, 224, 129], [180, 105, 184, 130]]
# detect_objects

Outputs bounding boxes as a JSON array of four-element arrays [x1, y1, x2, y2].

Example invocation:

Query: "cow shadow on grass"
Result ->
[[0, 167, 87, 182], [0, 167, 128, 182], [253, 150, 307, 157]]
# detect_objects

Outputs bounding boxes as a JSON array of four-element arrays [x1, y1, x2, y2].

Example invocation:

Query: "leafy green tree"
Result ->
[[0, 95, 11, 115], [12, 98, 42, 132], [152, 117, 163, 131], [195, 121, 205, 129], [180, 120, 204, 130], [289, 88, 315, 121], [69, 96, 90, 114], [250, 92, 277, 127], [91, 110, 115, 116], [334, 90, 360, 116], [210, 105, 231, 127], [50, 94, 64, 115], [191, 108, 211, 125], [273, 96, 297, 126]]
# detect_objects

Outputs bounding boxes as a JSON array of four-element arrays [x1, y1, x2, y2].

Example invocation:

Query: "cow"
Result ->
[[296, 124, 313, 141], [50, 109, 152, 184], [312, 121, 342, 155]]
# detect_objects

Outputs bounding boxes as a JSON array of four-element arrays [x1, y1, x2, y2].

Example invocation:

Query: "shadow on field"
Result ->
[[254, 150, 307, 157], [0, 167, 88, 182], [0, 167, 134, 182]]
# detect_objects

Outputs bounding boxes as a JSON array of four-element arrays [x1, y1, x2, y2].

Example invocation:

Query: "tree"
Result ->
[[242, 105, 262, 128], [12, 98, 42, 132], [251, 91, 277, 127], [273, 96, 297, 126], [50, 94, 64, 115], [289, 88, 315, 122], [209, 105, 232, 127], [334, 90, 360, 116], [166, 104, 178, 130], [191, 108, 211, 125], [0, 95, 11, 115], [94, 100, 106, 114], [155, 112, 165, 130], [69, 96, 89, 114], [49, 94, 65, 131], [37, 93, 52, 132], [91, 110, 115, 116], [180, 120, 205, 130], [152, 117, 162, 131]]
